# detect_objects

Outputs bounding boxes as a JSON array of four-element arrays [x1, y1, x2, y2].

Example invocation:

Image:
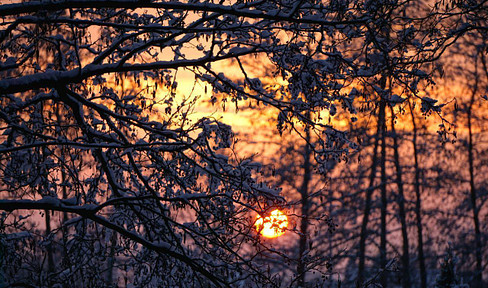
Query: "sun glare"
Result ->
[[255, 209, 288, 238]]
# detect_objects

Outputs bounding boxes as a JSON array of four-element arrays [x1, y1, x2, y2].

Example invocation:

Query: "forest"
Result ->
[[0, 0, 487, 287]]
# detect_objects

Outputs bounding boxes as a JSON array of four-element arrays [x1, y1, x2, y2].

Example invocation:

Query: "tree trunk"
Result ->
[[379, 99, 388, 288], [390, 106, 410, 288], [467, 90, 483, 288], [45, 210, 55, 275], [297, 127, 311, 287], [408, 100, 427, 288], [357, 111, 381, 287], [56, 104, 71, 270], [106, 230, 117, 286]]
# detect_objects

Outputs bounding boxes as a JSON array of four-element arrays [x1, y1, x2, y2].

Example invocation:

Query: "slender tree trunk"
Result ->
[[297, 127, 311, 287], [60, 164, 71, 272], [408, 100, 427, 288], [379, 99, 388, 288], [45, 210, 55, 274], [106, 230, 117, 286], [389, 106, 410, 288], [56, 104, 71, 270], [41, 101, 55, 280], [357, 113, 381, 287], [467, 91, 483, 288]]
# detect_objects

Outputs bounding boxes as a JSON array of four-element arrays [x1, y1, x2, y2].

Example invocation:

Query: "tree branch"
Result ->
[[0, 198, 229, 287]]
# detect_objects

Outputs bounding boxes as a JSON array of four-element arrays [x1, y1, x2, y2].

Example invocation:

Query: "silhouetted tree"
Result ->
[[1, 0, 485, 287]]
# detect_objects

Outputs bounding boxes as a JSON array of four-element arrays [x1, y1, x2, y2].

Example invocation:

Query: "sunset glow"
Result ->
[[255, 209, 288, 238], [3, 1, 488, 286]]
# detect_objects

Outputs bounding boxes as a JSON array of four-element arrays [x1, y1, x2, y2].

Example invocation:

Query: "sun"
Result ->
[[255, 209, 288, 238]]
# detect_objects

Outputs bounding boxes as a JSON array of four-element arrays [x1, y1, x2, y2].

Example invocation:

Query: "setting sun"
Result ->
[[255, 209, 289, 238]]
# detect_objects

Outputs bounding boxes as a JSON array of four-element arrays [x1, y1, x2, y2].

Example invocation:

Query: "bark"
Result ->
[[106, 231, 117, 286], [389, 106, 410, 288], [297, 127, 311, 287], [379, 99, 388, 288], [408, 100, 427, 288], [41, 101, 55, 279], [56, 104, 71, 270], [45, 210, 55, 276], [467, 86, 483, 288], [357, 112, 381, 287]]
